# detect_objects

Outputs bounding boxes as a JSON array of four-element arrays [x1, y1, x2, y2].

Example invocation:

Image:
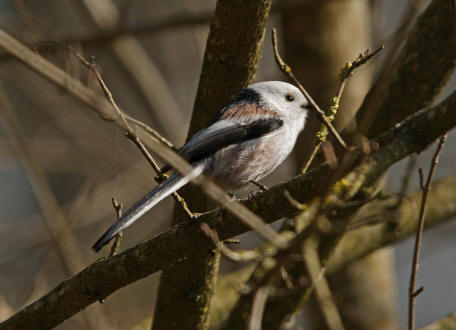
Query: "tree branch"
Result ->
[[79, 0, 187, 141], [151, 1, 273, 329], [409, 134, 447, 330], [271, 28, 348, 150], [209, 172, 456, 328], [0, 27, 284, 248], [356, 0, 456, 138], [2, 85, 455, 330]]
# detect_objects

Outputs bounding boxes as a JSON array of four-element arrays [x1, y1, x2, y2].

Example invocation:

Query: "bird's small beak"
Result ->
[[301, 103, 312, 110]]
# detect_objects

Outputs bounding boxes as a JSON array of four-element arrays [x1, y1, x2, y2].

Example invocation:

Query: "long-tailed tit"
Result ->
[[92, 81, 310, 252]]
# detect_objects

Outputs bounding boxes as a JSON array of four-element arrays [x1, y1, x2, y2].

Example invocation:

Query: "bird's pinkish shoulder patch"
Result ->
[[221, 103, 282, 122]]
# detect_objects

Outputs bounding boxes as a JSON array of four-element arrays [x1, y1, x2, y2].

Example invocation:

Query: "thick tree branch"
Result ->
[[259, 100, 456, 328], [209, 172, 456, 328], [1, 86, 455, 330], [356, 0, 456, 138], [257, 1, 456, 325]]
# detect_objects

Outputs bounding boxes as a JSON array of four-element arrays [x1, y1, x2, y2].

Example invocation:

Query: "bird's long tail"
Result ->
[[92, 164, 204, 252]]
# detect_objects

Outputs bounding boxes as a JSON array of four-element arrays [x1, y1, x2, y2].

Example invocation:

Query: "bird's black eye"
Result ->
[[285, 94, 294, 102]]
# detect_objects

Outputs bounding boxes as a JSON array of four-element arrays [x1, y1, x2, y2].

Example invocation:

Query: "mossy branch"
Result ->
[[209, 173, 456, 328]]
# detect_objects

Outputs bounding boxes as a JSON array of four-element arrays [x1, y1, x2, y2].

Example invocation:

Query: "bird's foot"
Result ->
[[249, 180, 268, 192], [247, 180, 268, 200]]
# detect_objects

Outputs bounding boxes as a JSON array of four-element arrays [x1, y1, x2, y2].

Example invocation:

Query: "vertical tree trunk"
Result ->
[[151, 1, 272, 329], [282, 1, 399, 329]]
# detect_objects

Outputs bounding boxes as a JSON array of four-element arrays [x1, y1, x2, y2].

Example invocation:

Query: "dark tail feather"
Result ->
[[92, 165, 203, 252], [92, 220, 124, 253]]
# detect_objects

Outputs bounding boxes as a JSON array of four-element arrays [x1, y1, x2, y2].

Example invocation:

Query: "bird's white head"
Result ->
[[248, 81, 311, 119]]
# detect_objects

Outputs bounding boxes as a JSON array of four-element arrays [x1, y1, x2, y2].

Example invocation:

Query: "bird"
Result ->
[[92, 81, 310, 252]]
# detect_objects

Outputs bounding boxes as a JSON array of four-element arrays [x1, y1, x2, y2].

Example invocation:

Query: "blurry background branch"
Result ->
[[0, 84, 111, 330], [0, 28, 282, 247], [77, 0, 187, 142], [0, 0, 326, 50]]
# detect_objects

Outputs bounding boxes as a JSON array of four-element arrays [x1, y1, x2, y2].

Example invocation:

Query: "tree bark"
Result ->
[[356, 0, 456, 138], [151, 1, 272, 329], [209, 173, 456, 328], [217, 86, 456, 328]]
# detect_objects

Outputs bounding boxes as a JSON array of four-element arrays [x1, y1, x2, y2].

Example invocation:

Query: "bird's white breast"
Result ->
[[207, 112, 306, 190]]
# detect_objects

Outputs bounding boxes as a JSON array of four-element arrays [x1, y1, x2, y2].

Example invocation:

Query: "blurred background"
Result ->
[[0, 0, 455, 329]]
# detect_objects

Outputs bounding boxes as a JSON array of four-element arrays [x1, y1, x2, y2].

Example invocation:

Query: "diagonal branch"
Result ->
[[1, 85, 455, 330], [79, 0, 186, 141], [300, 45, 383, 174], [356, 0, 456, 138], [210, 172, 456, 328], [272, 28, 347, 150], [0, 27, 285, 248], [0, 83, 111, 330]]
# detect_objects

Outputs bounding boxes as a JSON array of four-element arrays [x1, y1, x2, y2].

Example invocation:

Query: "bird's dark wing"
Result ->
[[181, 118, 283, 163], [161, 118, 282, 173]]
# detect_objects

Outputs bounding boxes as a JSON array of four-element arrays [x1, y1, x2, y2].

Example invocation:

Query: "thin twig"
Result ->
[[250, 180, 268, 192], [201, 223, 272, 262], [408, 133, 447, 330], [301, 141, 322, 174], [271, 28, 347, 150], [124, 114, 175, 149], [80, 0, 186, 141], [301, 45, 384, 174], [0, 28, 292, 248], [45, 41, 197, 219], [284, 190, 306, 211], [86, 54, 196, 218], [109, 197, 123, 257]]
